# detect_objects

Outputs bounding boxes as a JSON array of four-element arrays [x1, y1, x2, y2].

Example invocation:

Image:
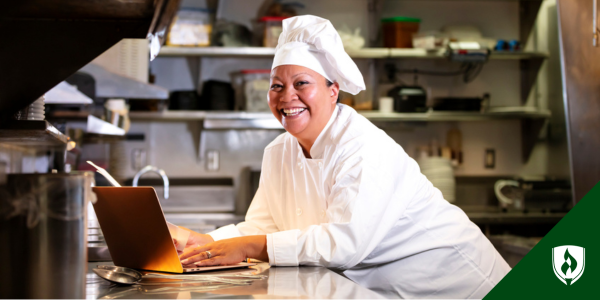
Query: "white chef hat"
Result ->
[[272, 15, 366, 95]]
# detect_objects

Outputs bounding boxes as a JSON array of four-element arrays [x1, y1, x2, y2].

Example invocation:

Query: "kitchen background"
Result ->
[[1, 0, 572, 267]]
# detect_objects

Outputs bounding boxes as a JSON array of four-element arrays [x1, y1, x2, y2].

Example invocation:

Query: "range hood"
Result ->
[[0, 0, 180, 121], [80, 63, 169, 100]]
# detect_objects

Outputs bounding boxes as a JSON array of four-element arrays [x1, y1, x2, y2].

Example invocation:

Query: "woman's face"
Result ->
[[268, 65, 339, 144]]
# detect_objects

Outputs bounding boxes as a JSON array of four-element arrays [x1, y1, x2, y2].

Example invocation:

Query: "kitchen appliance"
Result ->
[[494, 178, 572, 212], [92, 187, 255, 273], [0, 172, 94, 298], [387, 85, 428, 113]]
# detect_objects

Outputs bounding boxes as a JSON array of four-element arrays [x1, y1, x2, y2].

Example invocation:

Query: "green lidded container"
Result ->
[[381, 16, 421, 48]]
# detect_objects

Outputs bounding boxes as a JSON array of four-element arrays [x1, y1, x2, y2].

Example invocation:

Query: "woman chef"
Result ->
[[177, 15, 511, 298]]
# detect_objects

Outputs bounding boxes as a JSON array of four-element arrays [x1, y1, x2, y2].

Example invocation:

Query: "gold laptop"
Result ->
[[92, 187, 254, 273]]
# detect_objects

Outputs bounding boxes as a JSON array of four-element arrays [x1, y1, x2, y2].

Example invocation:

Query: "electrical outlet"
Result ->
[[485, 149, 495, 169], [131, 149, 147, 170], [206, 150, 220, 171]]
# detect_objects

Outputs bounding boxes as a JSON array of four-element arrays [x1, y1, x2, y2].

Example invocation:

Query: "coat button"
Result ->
[[321, 210, 326, 217], [296, 208, 303, 216], [318, 162, 323, 169]]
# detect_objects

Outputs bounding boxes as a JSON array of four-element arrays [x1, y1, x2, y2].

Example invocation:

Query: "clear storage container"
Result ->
[[167, 8, 213, 47], [260, 16, 288, 47], [231, 69, 271, 112]]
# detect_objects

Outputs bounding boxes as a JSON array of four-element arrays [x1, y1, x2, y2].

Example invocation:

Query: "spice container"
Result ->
[[260, 16, 288, 47], [382, 16, 421, 48]]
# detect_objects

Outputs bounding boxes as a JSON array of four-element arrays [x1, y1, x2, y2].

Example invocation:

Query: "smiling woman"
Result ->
[[176, 15, 511, 298], [268, 66, 339, 158]]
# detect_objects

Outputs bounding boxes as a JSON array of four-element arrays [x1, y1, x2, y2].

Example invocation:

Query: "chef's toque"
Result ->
[[272, 15, 366, 95]]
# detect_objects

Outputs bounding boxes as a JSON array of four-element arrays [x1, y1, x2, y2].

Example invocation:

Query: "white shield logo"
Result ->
[[552, 245, 585, 285]]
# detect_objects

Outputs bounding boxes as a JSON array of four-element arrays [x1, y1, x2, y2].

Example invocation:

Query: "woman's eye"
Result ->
[[270, 84, 283, 90], [295, 81, 309, 87]]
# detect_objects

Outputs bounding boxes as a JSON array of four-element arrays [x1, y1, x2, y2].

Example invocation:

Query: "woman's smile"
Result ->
[[281, 107, 308, 118]]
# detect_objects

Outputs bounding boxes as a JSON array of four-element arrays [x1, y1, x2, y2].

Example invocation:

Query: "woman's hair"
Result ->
[[326, 79, 334, 87]]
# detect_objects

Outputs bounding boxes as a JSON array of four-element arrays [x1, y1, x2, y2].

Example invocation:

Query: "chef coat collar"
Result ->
[[301, 104, 338, 159]]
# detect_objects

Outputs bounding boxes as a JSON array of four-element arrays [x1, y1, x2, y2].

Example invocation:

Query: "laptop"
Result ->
[[92, 186, 255, 273]]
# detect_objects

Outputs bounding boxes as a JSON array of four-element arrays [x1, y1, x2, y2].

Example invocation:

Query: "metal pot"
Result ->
[[0, 172, 94, 298]]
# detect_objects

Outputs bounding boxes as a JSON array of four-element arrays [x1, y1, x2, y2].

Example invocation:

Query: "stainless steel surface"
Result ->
[[489, 235, 540, 267], [154, 186, 235, 213], [128, 109, 551, 123], [157, 46, 548, 60], [86, 262, 384, 299], [93, 267, 143, 285], [0, 172, 94, 298], [204, 118, 283, 129], [89, 246, 113, 262], [133, 165, 170, 199], [80, 64, 169, 100], [558, 0, 600, 203]]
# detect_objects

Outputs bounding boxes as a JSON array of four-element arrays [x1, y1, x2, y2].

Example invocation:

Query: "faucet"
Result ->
[[132, 165, 169, 199]]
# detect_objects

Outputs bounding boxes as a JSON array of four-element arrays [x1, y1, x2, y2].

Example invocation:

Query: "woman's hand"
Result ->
[[179, 235, 268, 267], [173, 227, 214, 255]]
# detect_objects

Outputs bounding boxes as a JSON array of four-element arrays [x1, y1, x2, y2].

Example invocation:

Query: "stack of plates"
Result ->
[[27, 95, 45, 120], [418, 157, 455, 203]]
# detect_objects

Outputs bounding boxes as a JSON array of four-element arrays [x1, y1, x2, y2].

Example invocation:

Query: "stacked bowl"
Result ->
[[418, 157, 455, 203]]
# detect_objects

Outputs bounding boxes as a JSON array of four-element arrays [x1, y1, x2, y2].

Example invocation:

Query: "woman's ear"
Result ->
[[330, 82, 340, 104]]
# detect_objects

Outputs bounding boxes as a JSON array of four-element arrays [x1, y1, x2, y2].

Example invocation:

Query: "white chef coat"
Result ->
[[208, 103, 510, 298]]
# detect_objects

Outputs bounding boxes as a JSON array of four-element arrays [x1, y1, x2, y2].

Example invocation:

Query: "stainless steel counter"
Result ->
[[86, 262, 384, 299]]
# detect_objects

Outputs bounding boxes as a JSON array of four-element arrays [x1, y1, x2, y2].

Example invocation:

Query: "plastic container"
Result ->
[[231, 70, 271, 112], [260, 16, 288, 47], [167, 8, 213, 47], [382, 16, 421, 48], [412, 31, 449, 50]]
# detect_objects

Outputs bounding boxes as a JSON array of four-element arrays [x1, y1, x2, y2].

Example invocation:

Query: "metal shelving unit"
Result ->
[[0, 120, 68, 150], [129, 108, 550, 123], [158, 46, 549, 60]]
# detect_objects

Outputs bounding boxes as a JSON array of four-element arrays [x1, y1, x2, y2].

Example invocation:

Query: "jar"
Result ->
[[260, 16, 288, 47], [230, 69, 271, 112], [382, 16, 421, 48]]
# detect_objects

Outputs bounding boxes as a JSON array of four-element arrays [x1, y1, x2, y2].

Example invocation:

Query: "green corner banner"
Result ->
[[484, 182, 599, 299]]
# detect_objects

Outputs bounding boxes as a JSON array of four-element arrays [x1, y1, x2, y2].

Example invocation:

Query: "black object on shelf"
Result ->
[[200, 80, 235, 110], [387, 85, 427, 113], [169, 91, 201, 110], [433, 97, 483, 112]]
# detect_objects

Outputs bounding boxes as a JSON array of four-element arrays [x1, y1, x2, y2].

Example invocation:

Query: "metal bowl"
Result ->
[[93, 266, 143, 285]]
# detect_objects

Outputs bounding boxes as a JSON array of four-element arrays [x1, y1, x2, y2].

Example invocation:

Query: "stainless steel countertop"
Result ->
[[86, 262, 384, 299]]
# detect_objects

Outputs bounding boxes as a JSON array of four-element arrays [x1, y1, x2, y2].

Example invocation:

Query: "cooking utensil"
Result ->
[[93, 266, 143, 285], [0, 173, 94, 298]]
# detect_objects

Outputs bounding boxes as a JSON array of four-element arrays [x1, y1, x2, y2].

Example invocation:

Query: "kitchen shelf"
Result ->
[[129, 108, 551, 123], [466, 211, 566, 225], [361, 108, 551, 122], [158, 46, 549, 60], [0, 120, 68, 149]]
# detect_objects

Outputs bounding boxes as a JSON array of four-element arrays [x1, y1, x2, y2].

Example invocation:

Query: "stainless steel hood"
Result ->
[[80, 63, 169, 99], [0, 0, 180, 120]]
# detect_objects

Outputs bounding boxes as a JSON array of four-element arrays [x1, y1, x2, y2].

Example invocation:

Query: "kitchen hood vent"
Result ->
[[80, 64, 169, 100], [0, 0, 180, 121]]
